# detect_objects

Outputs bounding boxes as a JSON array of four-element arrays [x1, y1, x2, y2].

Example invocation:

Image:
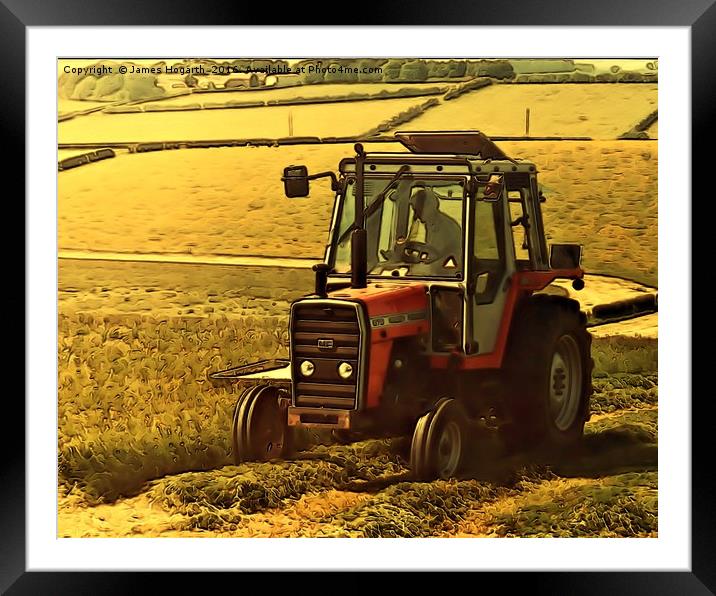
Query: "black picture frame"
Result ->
[[9, 1, 706, 591]]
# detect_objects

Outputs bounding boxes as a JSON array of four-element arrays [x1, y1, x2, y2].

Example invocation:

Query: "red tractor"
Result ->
[[211, 131, 592, 480]]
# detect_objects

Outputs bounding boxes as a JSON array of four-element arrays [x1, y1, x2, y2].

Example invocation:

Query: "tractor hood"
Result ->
[[328, 281, 428, 326], [325, 281, 430, 409]]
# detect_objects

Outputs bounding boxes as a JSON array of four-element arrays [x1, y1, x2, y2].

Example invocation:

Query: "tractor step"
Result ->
[[287, 406, 352, 429]]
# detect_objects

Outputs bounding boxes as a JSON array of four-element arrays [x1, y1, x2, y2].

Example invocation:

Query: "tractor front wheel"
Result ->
[[410, 398, 468, 481], [232, 384, 292, 464]]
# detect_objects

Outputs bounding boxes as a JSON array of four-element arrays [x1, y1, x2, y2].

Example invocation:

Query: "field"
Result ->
[[57, 257, 658, 537], [57, 295, 657, 536], [57, 74, 659, 539], [406, 83, 658, 138], [58, 82, 659, 144], [59, 259, 311, 319], [59, 140, 657, 286], [57, 97, 432, 143], [58, 97, 112, 116]]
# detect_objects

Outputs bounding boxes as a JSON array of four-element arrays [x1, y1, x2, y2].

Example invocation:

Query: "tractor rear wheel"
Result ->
[[232, 384, 292, 464], [410, 398, 467, 481], [502, 295, 593, 451]]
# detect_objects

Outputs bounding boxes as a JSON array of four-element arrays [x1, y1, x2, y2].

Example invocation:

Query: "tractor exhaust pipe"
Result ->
[[351, 229, 367, 289], [351, 143, 368, 289], [313, 263, 330, 298]]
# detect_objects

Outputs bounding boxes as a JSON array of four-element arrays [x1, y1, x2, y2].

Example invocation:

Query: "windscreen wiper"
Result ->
[[335, 166, 411, 247]]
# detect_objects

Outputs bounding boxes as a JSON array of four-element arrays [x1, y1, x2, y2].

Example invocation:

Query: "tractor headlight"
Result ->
[[300, 360, 315, 377], [337, 362, 353, 379]]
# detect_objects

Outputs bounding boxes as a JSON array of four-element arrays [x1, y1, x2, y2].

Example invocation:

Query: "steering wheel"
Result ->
[[399, 240, 441, 264]]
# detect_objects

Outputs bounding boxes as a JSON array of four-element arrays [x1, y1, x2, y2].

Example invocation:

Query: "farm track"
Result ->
[[59, 249, 317, 269]]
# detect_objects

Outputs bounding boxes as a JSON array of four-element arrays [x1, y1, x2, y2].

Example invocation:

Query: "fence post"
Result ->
[[525, 108, 530, 137]]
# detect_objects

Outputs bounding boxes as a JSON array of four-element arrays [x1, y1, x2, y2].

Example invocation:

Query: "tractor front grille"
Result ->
[[290, 301, 362, 409]]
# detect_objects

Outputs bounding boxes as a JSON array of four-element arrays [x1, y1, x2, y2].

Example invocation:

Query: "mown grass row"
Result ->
[[146, 439, 408, 532], [58, 312, 657, 505], [592, 335, 657, 376], [485, 471, 657, 537], [590, 375, 657, 415], [142, 407, 657, 537]]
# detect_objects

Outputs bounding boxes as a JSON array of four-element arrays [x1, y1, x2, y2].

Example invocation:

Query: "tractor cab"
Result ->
[[283, 131, 581, 360]]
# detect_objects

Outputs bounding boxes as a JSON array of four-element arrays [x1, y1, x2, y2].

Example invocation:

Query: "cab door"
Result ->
[[467, 177, 517, 355]]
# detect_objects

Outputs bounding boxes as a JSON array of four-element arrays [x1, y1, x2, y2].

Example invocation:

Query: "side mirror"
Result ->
[[550, 243, 582, 269], [282, 165, 309, 198]]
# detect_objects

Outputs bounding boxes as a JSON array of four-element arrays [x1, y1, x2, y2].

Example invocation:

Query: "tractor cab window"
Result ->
[[508, 190, 532, 268], [473, 191, 507, 304], [505, 173, 549, 270], [333, 176, 466, 279]]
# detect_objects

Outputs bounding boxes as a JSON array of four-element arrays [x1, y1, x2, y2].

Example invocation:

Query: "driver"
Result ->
[[407, 188, 462, 273]]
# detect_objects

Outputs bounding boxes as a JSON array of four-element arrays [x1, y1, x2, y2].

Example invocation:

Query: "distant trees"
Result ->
[[324, 61, 359, 83], [58, 60, 165, 102], [466, 59, 515, 80], [276, 58, 518, 86], [399, 60, 429, 82], [59, 56, 658, 105], [511, 59, 575, 74], [357, 59, 384, 82], [250, 59, 289, 73], [447, 60, 467, 78], [383, 59, 404, 81]]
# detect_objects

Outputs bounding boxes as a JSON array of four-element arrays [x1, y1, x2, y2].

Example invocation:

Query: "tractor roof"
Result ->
[[338, 131, 537, 175], [395, 130, 508, 159]]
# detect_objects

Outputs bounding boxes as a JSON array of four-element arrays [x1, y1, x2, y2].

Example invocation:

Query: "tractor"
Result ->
[[210, 131, 593, 480]]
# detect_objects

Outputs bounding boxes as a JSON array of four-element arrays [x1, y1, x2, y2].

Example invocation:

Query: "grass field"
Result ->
[[59, 259, 312, 319], [58, 140, 657, 285], [57, 97, 432, 143], [58, 98, 112, 116], [57, 303, 657, 536], [405, 83, 657, 138], [58, 83, 659, 142]]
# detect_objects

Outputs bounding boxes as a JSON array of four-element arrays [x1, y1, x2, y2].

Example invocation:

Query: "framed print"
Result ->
[[8, 0, 708, 591]]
